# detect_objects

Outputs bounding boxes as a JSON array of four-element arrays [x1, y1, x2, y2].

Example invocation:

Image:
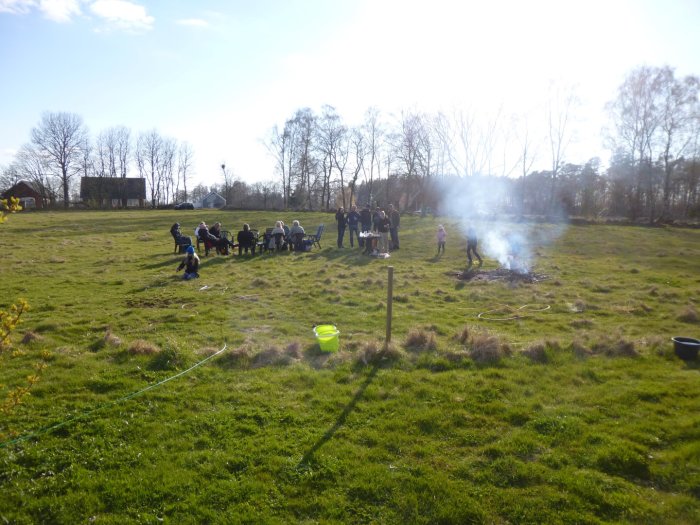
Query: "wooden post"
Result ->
[[385, 266, 394, 347]]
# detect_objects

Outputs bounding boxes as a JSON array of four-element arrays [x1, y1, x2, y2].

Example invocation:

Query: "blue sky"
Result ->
[[1, 0, 699, 187]]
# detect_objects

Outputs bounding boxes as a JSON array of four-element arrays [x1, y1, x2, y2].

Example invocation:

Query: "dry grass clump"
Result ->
[[355, 340, 403, 365], [196, 346, 220, 357], [443, 350, 470, 363], [468, 333, 511, 364], [570, 318, 593, 329], [21, 331, 43, 344], [252, 344, 302, 368], [455, 326, 470, 344], [217, 344, 252, 368], [591, 337, 638, 358], [677, 305, 699, 323], [103, 331, 122, 347], [522, 342, 548, 363], [571, 340, 592, 358], [127, 339, 160, 355], [284, 342, 303, 359], [403, 329, 438, 352]]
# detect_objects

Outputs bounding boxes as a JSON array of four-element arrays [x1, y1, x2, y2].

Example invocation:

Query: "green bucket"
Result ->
[[314, 324, 340, 352]]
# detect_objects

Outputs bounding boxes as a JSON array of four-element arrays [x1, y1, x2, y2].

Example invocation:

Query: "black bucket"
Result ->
[[672, 337, 700, 361]]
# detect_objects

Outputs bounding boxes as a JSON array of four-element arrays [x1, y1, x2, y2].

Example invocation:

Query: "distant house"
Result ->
[[80, 177, 146, 208], [200, 191, 227, 209], [1, 180, 51, 209]]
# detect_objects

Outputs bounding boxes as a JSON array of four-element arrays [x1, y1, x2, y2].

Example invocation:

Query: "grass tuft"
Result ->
[[591, 337, 639, 357], [403, 329, 438, 352], [103, 331, 121, 347], [522, 342, 549, 363], [356, 340, 403, 365], [20, 331, 43, 344], [127, 339, 160, 355], [468, 333, 510, 364], [677, 305, 698, 323]]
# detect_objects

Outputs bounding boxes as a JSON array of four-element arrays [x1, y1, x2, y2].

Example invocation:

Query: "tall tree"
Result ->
[[30, 112, 87, 207], [546, 82, 578, 213], [177, 142, 194, 203], [136, 130, 163, 207], [656, 68, 699, 219]]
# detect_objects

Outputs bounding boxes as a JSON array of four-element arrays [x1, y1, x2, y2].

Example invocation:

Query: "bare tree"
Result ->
[[30, 112, 87, 207], [264, 124, 291, 208], [177, 142, 194, 202], [360, 107, 384, 205], [136, 130, 163, 207], [546, 82, 578, 213], [656, 68, 700, 219]]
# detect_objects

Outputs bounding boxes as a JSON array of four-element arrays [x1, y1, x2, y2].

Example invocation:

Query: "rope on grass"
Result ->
[[0, 344, 228, 449], [477, 304, 551, 321]]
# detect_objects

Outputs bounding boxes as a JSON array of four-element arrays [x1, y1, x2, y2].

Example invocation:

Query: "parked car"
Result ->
[[174, 202, 194, 210]]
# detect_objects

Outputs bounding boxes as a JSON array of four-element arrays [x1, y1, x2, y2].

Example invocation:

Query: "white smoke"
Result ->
[[438, 176, 566, 273]]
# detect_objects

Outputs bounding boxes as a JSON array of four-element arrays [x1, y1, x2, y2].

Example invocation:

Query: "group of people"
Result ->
[[335, 203, 401, 254], [172, 219, 312, 279], [173, 214, 485, 281]]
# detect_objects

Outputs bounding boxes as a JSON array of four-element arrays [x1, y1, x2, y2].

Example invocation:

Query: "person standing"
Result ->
[[372, 206, 382, 232], [388, 204, 400, 250], [335, 207, 347, 248], [346, 205, 361, 248], [437, 224, 446, 255], [467, 226, 483, 266], [377, 210, 391, 253]]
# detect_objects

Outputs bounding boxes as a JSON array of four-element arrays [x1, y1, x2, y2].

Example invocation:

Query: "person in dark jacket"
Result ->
[[346, 205, 361, 248], [372, 206, 382, 232], [377, 210, 391, 253], [335, 207, 347, 248], [388, 204, 400, 250], [237, 223, 256, 255], [199, 222, 229, 255], [176, 246, 200, 279], [467, 226, 483, 266], [170, 223, 192, 253]]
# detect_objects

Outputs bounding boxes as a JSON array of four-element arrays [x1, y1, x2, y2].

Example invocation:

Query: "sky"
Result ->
[[1, 0, 699, 189]]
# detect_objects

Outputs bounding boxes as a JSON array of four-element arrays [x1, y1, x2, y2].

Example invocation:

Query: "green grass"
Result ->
[[1, 209, 699, 524]]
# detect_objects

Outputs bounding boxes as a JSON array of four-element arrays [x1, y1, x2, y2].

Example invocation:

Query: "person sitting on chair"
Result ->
[[176, 246, 200, 280], [198, 222, 229, 255], [289, 220, 305, 251], [210, 222, 236, 253], [170, 222, 192, 253], [270, 221, 286, 251], [237, 224, 256, 255]]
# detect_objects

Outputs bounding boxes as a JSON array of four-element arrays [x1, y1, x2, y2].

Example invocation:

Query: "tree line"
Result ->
[[265, 65, 699, 222], [1, 65, 698, 221]]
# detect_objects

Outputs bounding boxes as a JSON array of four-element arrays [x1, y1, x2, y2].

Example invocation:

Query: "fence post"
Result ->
[[385, 266, 394, 348]]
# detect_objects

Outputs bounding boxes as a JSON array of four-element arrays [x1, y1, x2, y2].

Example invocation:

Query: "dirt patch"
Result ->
[[451, 268, 549, 284]]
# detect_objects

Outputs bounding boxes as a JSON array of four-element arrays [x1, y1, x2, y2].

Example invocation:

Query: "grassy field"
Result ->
[[0, 209, 699, 524]]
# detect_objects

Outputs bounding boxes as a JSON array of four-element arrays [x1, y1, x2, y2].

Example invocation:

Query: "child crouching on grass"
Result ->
[[437, 224, 446, 255], [177, 245, 200, 280]]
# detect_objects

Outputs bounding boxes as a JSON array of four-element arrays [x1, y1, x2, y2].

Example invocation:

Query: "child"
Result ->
[[177, 245, 200, 280], [437, 224, 446, 254]]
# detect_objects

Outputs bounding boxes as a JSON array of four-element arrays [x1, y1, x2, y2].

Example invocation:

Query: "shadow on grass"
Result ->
[[307, 248, 384, 266], [298, 361, 381, 467], [142, 258, 179, 270]]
